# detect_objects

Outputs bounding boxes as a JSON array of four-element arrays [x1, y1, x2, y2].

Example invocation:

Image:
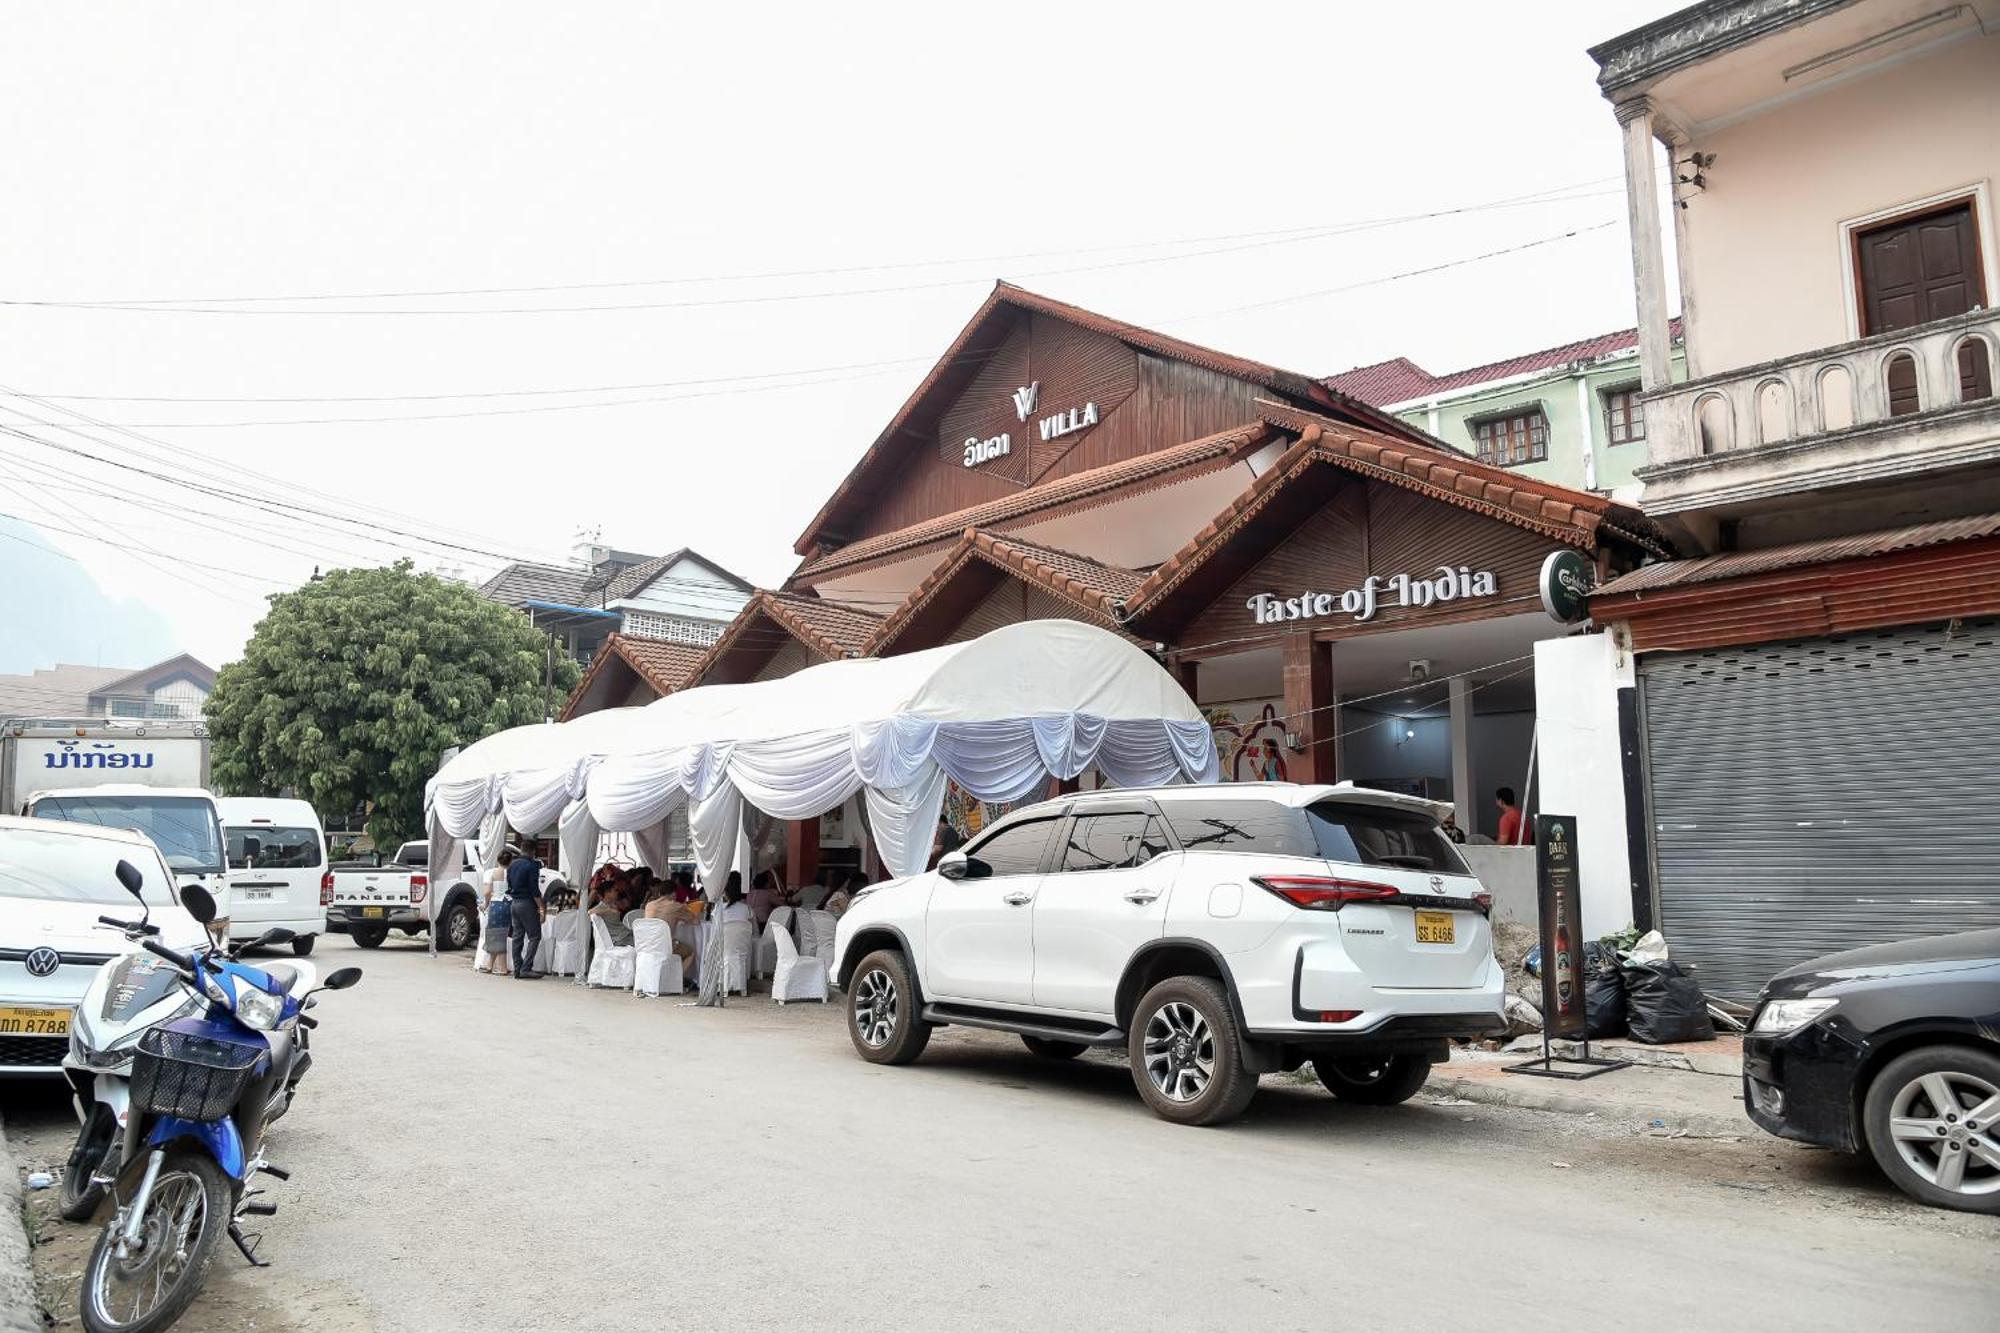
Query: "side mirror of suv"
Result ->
[[937, 850, 972, 881]]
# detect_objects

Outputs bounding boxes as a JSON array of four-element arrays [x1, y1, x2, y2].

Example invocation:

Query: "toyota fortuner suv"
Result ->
[[831, 781, 1507, 1125]]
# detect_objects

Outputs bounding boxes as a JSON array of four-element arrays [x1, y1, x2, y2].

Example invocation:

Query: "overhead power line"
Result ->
[[0, 180, 1624, 315]]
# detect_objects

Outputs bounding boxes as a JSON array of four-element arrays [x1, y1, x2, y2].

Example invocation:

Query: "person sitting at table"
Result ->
[[669, 871, 696, 903], [745, 869, 784, 927], [717, 874, 753, 926], [591, 883, 634, 947]]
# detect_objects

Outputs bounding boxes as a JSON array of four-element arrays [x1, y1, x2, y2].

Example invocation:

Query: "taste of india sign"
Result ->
[[1247, 565, 1499, 625]]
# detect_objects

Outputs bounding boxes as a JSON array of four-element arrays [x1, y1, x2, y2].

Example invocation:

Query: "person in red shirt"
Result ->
[[1495, 786, 1531, 846]]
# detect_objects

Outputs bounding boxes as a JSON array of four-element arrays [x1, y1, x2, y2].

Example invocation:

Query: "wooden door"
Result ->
[[1856, 202, 1984, 335]]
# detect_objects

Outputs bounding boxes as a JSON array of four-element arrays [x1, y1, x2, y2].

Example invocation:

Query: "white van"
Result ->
[[218, 797, 328, 955]]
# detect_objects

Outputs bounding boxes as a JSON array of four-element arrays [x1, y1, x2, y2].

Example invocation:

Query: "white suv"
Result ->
[[832, 782, 1507, 1125]]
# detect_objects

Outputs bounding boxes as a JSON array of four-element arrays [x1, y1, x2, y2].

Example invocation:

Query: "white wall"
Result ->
[[611, 556, 749, 625], [1679, 34, 2000, 375], [1533, 632, 1636, 939]]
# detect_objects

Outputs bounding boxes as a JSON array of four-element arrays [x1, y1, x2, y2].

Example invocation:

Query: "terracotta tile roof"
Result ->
[[1126, 410, 1670, 617], [1323, 318, 1683, 407], [1593, 513, 2000, 599], [557, 633, 707, 719], [790, 421, 1274, 585], [758, 590, 884, 659], [682, 590, 886, 688], [794, 283, 1429, 557], [865, 530, 1143, 653]]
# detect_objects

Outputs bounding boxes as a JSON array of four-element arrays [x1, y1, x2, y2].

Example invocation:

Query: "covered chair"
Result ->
[[632, 918, 683, 998], [721, 919, 755, 997], [805, 909, 838, 968], [545, 910, 584, 977], [587, 914, 636, 989], [770, 926, 828, 1004], [756, 905, 795, 979]]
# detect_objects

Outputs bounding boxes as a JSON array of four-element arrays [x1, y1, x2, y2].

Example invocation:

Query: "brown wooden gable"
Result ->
[[795, 284, 1438, 561], [865, 529, 1143, 655], [1158, 473, 1571, 655]]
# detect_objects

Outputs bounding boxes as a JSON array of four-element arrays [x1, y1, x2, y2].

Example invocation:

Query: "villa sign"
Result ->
[[962, 380, 1101, 469], [1247, 566, 1500, 625]]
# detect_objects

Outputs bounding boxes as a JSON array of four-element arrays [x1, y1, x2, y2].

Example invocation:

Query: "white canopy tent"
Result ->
[[424, 620, 1218, 1004]]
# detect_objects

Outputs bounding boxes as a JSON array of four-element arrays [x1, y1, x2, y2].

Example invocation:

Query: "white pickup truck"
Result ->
[[326, 839, 563, 951]]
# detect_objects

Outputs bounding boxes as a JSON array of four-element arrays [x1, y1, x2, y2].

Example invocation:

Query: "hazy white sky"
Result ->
[[0, 1, 1676, 669]]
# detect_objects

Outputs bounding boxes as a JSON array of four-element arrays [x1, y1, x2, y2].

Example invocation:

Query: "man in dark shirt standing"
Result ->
[[506, 847, 545, 980]]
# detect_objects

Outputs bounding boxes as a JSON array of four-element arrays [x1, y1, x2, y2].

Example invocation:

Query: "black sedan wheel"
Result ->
[[1863, 1045, 2000, 1214]]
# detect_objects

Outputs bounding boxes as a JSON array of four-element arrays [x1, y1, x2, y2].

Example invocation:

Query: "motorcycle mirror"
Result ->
[[115, 859, 145, 900], [322, 967, 363, 991], [180, 884, 218, 926]]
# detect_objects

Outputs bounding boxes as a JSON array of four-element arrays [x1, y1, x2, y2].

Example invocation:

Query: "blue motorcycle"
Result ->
[[79, 865, 360, 1333]]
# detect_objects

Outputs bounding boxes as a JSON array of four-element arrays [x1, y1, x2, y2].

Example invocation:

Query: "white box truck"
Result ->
[[1, 718, 211, 812]]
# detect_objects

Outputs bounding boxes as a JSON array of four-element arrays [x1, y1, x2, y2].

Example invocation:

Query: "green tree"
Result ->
[[208, 562, 578, 847]]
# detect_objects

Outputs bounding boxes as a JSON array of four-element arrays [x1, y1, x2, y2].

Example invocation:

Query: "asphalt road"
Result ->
[[8, 936, 1997, 1332]]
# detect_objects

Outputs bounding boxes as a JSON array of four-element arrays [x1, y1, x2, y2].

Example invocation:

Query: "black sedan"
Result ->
[[1742, 928, 2000, 1214]]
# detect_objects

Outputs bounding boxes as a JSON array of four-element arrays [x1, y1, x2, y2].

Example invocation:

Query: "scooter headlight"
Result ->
[[235, 985, 283, 1032]]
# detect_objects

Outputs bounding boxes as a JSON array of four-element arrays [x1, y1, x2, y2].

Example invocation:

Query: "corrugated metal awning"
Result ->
[[1594, 513, 2000, 598]]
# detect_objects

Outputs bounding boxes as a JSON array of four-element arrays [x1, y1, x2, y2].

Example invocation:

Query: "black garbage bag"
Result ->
[[1583, 945, 1627, 1039], [1622, 960, 1716, 1044]]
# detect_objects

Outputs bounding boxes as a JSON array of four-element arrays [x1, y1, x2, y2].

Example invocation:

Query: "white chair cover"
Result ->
[[722, 918, 754, 996], [586, 913, 636, 989], [806, 909, 838, 968], [546, 910, 584, 977], [770, 925, 828, 1005], [632, 918, 683, 998], [623, 908, 645, 932], [757, 905, 795, 979]]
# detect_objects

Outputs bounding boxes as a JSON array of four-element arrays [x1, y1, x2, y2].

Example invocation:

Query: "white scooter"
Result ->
[[58, 868, 304, 1223]]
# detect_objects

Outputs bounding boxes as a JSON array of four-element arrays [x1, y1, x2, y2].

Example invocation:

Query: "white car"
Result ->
[[220, 796, 330, 955], [0, 816, 205, 1077], [832, 781, 1507, 1125]]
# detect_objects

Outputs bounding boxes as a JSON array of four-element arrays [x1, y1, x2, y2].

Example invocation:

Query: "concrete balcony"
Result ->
[[1636, 307, 2000, 516]]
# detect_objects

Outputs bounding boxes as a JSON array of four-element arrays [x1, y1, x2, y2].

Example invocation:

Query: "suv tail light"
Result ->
[[1473, 891, 1494, 914], [410, 874, 428, 905], [1251, 875, 1399, 910], [319, 872, 335, 907]]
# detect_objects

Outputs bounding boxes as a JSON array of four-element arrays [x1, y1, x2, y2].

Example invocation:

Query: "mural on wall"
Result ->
[[1204, 699, 1291, 783], [943, 779, 1027, 841]]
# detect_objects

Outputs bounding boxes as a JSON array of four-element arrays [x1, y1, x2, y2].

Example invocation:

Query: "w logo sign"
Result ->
[[1009, 381, 1040, 423]]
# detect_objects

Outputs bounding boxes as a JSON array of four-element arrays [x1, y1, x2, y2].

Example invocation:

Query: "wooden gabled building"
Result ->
[[577, 282, 1664, 882]]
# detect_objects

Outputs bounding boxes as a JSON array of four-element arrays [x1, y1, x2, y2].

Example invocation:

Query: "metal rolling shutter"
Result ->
[[1639, 618, 2000, 1000]]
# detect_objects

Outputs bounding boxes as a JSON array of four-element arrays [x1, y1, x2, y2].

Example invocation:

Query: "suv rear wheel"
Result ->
[[846, 950, 932, 1065], [351, 924, 389, 949], [1128, 976, 1258, 1126], [1314, 1053, 1432, 1105]]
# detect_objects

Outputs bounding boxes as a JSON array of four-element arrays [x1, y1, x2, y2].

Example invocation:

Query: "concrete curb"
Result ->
[[1428, 1072, 1751, 1139], [0, 1117, 46, 1333]]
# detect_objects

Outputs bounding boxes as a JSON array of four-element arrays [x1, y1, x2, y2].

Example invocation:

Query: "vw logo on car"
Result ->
[[24, 947, 61, 978]]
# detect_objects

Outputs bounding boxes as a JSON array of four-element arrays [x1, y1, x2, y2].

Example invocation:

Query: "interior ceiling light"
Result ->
[[1782, 6, 1967, 81]]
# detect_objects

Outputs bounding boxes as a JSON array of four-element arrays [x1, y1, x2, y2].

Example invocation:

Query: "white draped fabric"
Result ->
[[423, 621, 1217, 1004]]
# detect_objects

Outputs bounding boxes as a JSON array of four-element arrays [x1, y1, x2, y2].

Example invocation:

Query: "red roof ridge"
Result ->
[[1323, 317, 1685, 407]]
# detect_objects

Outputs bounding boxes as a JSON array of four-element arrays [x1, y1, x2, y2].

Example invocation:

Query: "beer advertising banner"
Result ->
[[1535, 814, 1587, 1039]]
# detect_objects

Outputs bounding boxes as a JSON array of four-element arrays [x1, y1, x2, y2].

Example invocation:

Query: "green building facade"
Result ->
[[1326, 323, 1685, 498]]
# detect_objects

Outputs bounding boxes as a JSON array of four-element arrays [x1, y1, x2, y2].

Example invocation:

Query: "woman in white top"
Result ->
[[477, 851, 513, 975]]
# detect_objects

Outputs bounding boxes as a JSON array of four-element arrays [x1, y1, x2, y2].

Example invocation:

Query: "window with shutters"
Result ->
[[1602, 384, 1644, 445], [1469, 408, 1549, 466], [1853, 199, 1985, 336]]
